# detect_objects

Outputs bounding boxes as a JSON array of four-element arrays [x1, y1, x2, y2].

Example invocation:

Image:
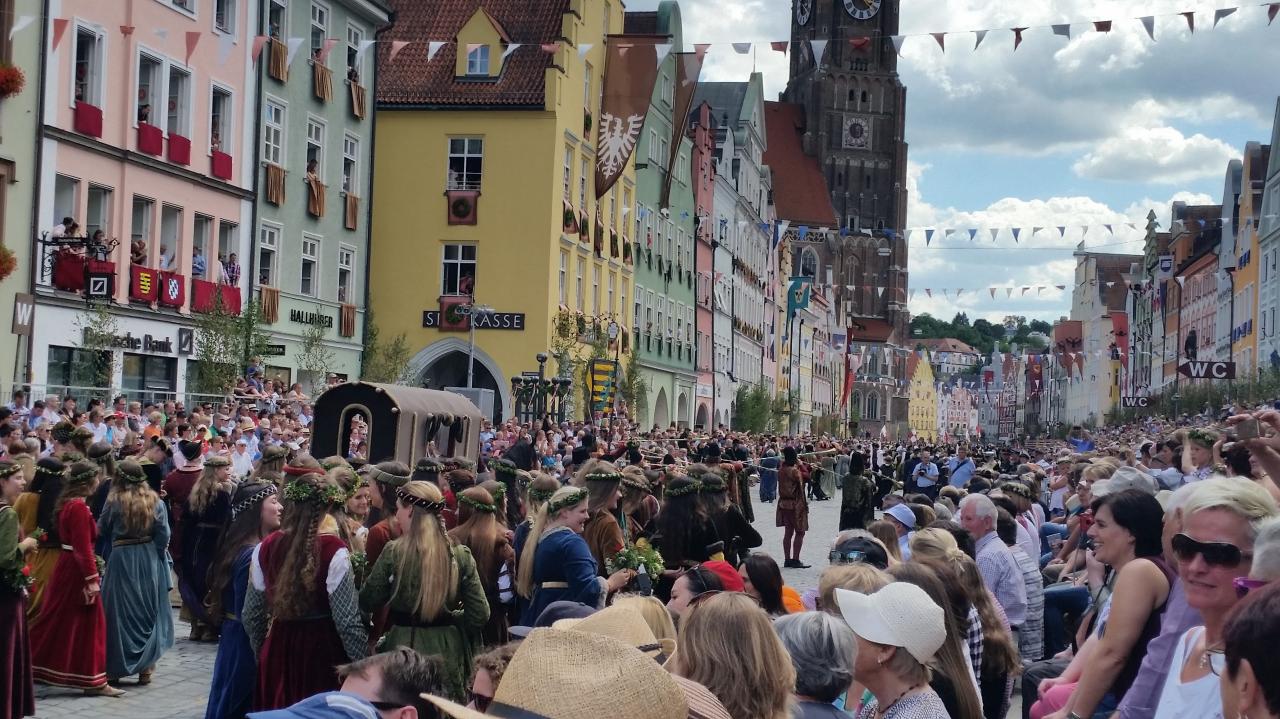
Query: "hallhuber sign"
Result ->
[[290, 309, 334, 328]]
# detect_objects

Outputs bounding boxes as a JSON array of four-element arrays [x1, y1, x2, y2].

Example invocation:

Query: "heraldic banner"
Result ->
[[659, 52, 705, 209], [595, 38, 660, 199]]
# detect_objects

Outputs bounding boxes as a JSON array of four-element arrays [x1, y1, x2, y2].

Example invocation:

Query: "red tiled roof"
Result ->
[[763, 101, 838, 227], [920, 338, 978, 355], [377, 0, 567, 107], [906, 352, 921, 380], [848, 317, 894, 343]]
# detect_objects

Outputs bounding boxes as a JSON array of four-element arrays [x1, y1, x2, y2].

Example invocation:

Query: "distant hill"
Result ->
[[910, 312, 1049, 355]]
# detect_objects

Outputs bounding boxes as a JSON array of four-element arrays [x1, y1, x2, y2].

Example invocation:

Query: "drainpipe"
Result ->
[[23, 0, 53, 385]]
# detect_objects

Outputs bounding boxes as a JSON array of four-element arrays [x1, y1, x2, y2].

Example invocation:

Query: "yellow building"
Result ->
[[907, 351, 938, 441], [371, 0, 636, 420], [1229, 142, 1267, 375]]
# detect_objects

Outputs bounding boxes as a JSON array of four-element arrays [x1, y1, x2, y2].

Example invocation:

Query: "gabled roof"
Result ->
[[847, 317, 894, 343], [762, 101, 839, 227], [920, 338, 979, 355], [693, 82, 749, 131], [377, 0, 567, 108]]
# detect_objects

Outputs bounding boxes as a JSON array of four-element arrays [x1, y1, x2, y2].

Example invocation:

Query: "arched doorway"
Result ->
[[405, 339, 510, 423], [653, 387, 670, 429], [676, 392, 689, 428], [695, 402, 710, 429]]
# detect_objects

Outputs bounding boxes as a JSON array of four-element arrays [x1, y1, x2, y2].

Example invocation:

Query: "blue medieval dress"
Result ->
[[518, 526, 602, 625], [205, 545, 255, 719], [99, 500, 175, 679]]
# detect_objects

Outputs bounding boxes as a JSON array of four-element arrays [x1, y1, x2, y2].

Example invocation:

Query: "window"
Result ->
[[338, 245, 354, 302], [215, 0, 235, 33], [300, 236, 319, 296], [576, 257, 585, 311], [559, 251, 568, 305], [169, 0, 195, 13], [441, 243, 477, 296], [592, 264, 600, 315], [466, 44, 490, 75], [609, 188, 617, 229], [160, 205, 182, 270], [579, 157, 588, 209], [131, 196, 154, 259], [660, 71, 673, 105], [622, 189, 631, 230], [563, 146, 573, 199], [583, 62, 592, 108], [306, 116, 325, 178], [193, 214, 213, 278], [647, 129, 659, 163], [447, 138, 483, 190], [607, 272, 616, 315], [167, 66, 191, 137], [799, 247, 818, 278], [210, 86, 231, 152], [262, 98, 285, 165], [268, 0, 286, 38], [218, 221, 237, 271], [73, 27, 103, 106], [257, 223, 279, 286], [346, 24, 363, 80], [677, 152, 689, 184], [342, 133, 359, 193], [137, 54, 162, 124], [310, 1, 329, 56], [85, 185, 112, 240]]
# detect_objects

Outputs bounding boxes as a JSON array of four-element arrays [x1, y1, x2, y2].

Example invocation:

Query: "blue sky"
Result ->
[[626, 0, 1280, 322]]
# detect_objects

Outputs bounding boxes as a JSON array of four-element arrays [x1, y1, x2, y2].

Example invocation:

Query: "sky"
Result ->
[[625, 0, 1280, 323]]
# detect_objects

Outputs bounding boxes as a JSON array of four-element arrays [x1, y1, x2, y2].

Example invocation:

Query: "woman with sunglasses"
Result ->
[[1153, 477, 1278, 719], [665, 564, 724, 625]]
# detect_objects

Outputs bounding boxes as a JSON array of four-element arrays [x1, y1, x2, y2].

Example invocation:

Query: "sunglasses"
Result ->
[[1171, 533, 1252, 569], [1233, 576, 1268, 598], [467, 691, 493, 712], [829, 549, 872, 565]]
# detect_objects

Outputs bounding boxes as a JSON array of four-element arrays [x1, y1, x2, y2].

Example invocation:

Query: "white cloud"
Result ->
[[1122, 191, 1217, 229], [1072, 125, 1239, 184]]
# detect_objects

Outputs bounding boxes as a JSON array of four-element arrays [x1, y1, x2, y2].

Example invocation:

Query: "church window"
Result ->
[[861, 90, 868, 105], [800, 247, 818, 279]]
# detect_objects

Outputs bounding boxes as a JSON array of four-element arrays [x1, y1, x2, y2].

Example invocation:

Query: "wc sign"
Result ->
[[10, 293, 34, 335], [1121, 397, 1150, 409]]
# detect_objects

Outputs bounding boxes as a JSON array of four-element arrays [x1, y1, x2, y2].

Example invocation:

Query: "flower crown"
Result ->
[[283, 479, 346, 506], [231, 484, 278, 519], [68, 467, 99, 485], [35, 465, 65, 478], [118, 465, 148, 484], [488, 484, 506, 504], [396, 486, 445, 513], [528, 486, 557, 505], [583, 471, 622, 483], [490, 458, 518, 476], [663, 480, 702, 498], [459, 494, 497, 513], [0, 463, 20, 480], [546, 487, 589, 514], [621, 473, 649, 492], [1187, 429, 1218, 448]]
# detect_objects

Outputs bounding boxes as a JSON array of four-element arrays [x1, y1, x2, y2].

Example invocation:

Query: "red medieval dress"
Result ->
[[251, 530, 357, 710], [29, 498, 108, 689]]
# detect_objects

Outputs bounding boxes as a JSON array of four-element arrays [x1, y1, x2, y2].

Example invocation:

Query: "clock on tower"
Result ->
[[795, 0, 812, 25], [842, 0, 882, 20]]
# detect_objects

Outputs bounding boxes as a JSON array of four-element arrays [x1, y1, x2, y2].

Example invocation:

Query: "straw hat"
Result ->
[[423, 629, 687, 719], [553, 603, 677, 658]]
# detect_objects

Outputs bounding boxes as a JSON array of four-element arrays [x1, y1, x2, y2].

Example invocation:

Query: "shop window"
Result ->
[[48, 345, 112, 393], [122, 353, 177, 406]]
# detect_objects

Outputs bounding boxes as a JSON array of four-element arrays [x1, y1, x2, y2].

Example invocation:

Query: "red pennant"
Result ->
[[1181, 11, 1195, 32], [251, 35, 269, 63], [849, 36, 871, 51], [389, 40, 410, 61], [931, 32, 946, 51], [51, 18, 70, 52], [1012, 27, 1027, 50], [694, 43, 710, 60], [1092, 20, 1112, 33], [1269, 3, 1279, 24], [120, 25, 135, 36], [185, 31, 202, 64], [540, 42, 560, 53], [770, 41, 788, 54]]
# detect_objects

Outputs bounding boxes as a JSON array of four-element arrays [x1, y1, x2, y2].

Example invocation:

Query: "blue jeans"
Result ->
[[759, 473, 777, 502], [1042, 583, 1091, 657]]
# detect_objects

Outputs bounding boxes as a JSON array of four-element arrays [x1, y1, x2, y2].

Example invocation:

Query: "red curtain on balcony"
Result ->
[[158, 271, 185, 307], [137, 123, 163, 155], [130, 265, 160, 302], [73, 101, 103, 137], [211, 150, 233, 180], [192, 278, 217, 312], [168, 134, 192, 165], [220, 284, 242, 315], [52, 250, 86, 291]]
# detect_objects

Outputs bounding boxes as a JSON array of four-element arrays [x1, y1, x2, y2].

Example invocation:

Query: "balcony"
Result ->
[[137, 123, 164, 155], [73, 101, 103, 138], [192, 278, 242, 315], [167, 133, 191, 166], [211, 150, 234, 181]]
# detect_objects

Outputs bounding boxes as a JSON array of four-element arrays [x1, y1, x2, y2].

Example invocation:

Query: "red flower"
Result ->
[[21, 565, 31, 577], [0, 64, 24, 98]]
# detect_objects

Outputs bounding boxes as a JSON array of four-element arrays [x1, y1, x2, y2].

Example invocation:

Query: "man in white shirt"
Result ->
[[231, 439, 255, 478], [912, 449, 941, 501]]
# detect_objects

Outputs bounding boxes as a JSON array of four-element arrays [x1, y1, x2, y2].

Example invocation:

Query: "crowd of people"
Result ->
[[2, 384, 1280, 719]]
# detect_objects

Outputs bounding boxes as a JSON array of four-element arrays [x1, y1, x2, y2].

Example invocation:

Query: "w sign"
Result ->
[[1121, 397, 1150, 408], [1177, 361, 1236, 380]]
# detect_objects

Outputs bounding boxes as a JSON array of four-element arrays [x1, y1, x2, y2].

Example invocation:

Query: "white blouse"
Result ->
[[1153, 627, 1224, 719]]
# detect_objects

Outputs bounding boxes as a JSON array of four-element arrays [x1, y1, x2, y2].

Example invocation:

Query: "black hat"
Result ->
[[178, 439, 203, 462], [702, 442, 722, 460]]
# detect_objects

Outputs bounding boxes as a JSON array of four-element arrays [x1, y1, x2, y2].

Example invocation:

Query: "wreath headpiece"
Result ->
[[663, 480, 702, 498], [0, 463, 20, 480], [396, 486, 445, 513], [118, 464, 148, 484], [459, 494, 497, 513], [283, 479, 346, 506], [546, 487, 589, 514], [490, 458, 519, 476], [528, 485, 557, 505], [583, 471, 622, 483], [67, 466, 99, 486]]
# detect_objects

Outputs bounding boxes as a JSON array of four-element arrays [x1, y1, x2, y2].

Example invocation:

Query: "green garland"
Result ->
[[283, 479, 347, 506], [546, 487, 589, 514], [1187, 429, 1219, 449], [606, 543, 664, 578], [663, 480, 702, 498], [583, 471, 622, 483], [68, 467, 98, 486], [529, 486, 556, 505], [490, 458, 518, 476], [459, 494, 497, 513]]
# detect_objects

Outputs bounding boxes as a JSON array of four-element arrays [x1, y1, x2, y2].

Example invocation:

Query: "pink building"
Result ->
[[33, 1, 256, 398], [690, 102, 716, 428]]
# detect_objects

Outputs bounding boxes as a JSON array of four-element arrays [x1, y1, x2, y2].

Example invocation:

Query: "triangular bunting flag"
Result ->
[[427, 41, 446, 61], [968, 228, 978, 241], [389, 40, 410, 62], [1021, 287, 1030, 296], [185, 31, 202, 65], [989, 288, 997, 299], [1052, 23, 1071, 39], [974, 29, 989, 49], [655, 43, 672, 65], [989, 227, 999, 241], [541, 42, 561, 53], [1006, 288, 1013, 298], [956, 288, 964, 298], [502, 43, 521, 61], [925, 229, 934, 245], [1032, 226, 1042, 235], [1104, 224, 1113, 235], [1175, 276, 1186, 287], [694, 43, 711, 60], [732, 42, 751, 54], [1093, 20, 1113, 32], [909, 289, 917, 301], [318, 37, 341, 62], [770, 41, 788, 55], [1055, 285, 1066, 290], [925, 289, 933, 298], [286, 37, 306, 66], [8, 15, 33, 40], [942, 289, 950, 299], [578, 43, 593, 57], [877, 286, 886, 298], [1036, 286, 1045, 295], [1139, 16, 1156, 40], [1269, 3, 1280, 25], [890, 35, 906, 54], [931, 32, 946, 51], [810, 39, 828, 62], [1012, 27, 1028, 50], [1213, 8, 1236, 27], [1012, 228, 1021, 242], [51, 18, 70, 52], [252, 35, 269, 63], [1057, 226, 1066, 238], [1182, 11, 1195, 32], [356, 39, 377, 64]]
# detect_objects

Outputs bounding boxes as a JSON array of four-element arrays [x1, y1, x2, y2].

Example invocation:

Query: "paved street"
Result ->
[[752, 486, 844, 593]]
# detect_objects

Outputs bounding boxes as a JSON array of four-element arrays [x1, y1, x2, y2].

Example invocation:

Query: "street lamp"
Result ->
[[466, 303, 495, 389]]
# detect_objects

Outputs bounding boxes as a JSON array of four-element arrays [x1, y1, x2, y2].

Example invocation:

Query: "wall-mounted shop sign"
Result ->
[[422, 310, 526, 330], [262, 344, 288, 357], [82, 328, 175, 354], [290, 309, 334, 328]]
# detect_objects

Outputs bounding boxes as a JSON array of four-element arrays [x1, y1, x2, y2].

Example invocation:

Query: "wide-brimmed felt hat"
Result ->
[[423, 629, 687, 719], [552, 603, 676, 658], [835, 583, 945, 664]]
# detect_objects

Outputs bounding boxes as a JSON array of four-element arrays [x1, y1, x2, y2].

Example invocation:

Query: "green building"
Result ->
[[252, 0, 388, 390], [624, 1, 697, 429]]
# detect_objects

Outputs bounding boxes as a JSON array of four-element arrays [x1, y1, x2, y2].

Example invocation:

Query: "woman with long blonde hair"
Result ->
[[516, 486, 633, 624], [99, 460, 174, 685], [448, 486, 513, 646], [180, 455, 235, 641], [359, 480, 489, 701], [570, 459, 625, 575], [669, 591, 795, 719], [242, 471, 367, 710]]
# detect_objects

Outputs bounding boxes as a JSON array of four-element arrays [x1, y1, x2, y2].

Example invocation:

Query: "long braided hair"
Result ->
[[272, 471, 342, 619], [394, 481, 457, 620]]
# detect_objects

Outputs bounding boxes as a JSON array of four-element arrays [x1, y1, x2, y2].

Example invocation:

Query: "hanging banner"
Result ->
[[595, 38, 660, 199], [659, 52, 705, 209], [1110, 311, 1130, 369], [1054, 320, 1084, 378]]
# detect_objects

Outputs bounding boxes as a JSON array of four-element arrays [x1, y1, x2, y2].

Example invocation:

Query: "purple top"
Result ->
[[1115, 579, 1202, 719]]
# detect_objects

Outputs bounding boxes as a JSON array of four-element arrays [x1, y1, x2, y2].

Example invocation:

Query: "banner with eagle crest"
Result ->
[[595, 38, 661, 199]]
